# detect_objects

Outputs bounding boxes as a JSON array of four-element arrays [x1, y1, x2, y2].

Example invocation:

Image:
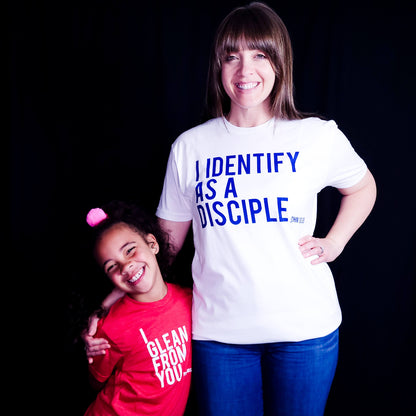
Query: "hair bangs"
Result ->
[[216, 8, 278, 61]]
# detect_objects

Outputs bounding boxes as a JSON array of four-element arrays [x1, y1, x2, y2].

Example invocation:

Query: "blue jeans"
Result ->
[[192, 329, 339, 416]]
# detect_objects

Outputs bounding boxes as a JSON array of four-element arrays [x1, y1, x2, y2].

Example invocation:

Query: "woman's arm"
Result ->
[[82, 288, 124, 364], [158, 218, 192, 257], [299, 169, 377, 264]]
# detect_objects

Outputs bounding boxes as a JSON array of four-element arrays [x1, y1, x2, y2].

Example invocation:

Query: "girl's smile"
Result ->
[[127, 267, 144, 285], [94, 223, 167, 302]]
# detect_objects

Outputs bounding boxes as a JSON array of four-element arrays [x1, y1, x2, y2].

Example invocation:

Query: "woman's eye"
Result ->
[[224, 54, 238, 62], [255, 53, 267, 59]]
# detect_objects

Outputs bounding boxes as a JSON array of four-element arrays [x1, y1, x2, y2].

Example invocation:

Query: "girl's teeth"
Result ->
[[128, 268, 144, 283]]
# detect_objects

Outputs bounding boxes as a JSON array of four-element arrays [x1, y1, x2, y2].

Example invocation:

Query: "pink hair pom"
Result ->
[[86, 208, 108, 227]]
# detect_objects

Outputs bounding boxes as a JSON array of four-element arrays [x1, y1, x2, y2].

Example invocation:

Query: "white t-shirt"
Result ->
[[156, 117, 367, 344]]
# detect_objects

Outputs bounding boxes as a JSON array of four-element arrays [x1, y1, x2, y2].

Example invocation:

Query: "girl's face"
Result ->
[[94, 223, 166, 302], [221, 47, 276, 122]]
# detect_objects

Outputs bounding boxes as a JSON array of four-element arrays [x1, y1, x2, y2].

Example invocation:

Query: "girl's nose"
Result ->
[[121, 261, 134, 276]]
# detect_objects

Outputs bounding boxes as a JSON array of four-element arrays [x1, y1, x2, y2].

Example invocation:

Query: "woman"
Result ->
[[85, 3, 376, 415]]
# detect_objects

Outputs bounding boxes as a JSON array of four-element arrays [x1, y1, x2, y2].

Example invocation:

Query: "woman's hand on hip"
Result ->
[[298, 235, 343, 265]]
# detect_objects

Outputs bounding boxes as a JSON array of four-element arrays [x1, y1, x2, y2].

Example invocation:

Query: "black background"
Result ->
[[8, 0, 415, 414]]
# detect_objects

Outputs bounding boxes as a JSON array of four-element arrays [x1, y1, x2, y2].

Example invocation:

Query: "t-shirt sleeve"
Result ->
[[156, 144, 193, 222], [324, 121, 368, 189], [88, 322, 123, 383]]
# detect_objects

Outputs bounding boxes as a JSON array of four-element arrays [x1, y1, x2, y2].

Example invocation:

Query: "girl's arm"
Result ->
[[299, 169, 377, 264], [89, 372, 106, 391]]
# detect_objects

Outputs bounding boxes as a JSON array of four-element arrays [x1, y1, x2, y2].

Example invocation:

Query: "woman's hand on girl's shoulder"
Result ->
[[81, 312, 111, 364]]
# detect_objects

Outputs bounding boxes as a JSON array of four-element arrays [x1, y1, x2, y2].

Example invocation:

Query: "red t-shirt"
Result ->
[[84, 284, 192, 416]]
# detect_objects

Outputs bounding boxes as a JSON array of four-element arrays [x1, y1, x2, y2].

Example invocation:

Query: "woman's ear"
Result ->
[[146, 233, 159, 254]]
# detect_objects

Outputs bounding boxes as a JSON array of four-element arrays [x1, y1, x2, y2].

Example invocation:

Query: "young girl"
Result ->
[[83, 201, 192, 416]]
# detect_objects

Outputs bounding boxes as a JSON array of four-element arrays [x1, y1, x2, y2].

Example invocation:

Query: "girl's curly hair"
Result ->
[[87, 201, 174, 280]]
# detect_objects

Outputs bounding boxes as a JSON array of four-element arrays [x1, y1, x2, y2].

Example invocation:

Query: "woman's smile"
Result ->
[[235, 82, 260, 90]]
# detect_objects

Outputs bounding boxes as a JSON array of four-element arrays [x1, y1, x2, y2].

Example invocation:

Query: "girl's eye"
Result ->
[[126, 246, 136, 256], [106, 263, 116, 274], [255, 53, 267, 59]]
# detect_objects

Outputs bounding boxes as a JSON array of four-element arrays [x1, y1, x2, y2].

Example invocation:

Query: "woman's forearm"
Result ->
[[326, 169, 377, 251], [102, 287, 125, 310], [158, 218, 192, 257]]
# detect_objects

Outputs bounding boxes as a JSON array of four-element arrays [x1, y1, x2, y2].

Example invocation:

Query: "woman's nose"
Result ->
[[238, 57, 254, 76]]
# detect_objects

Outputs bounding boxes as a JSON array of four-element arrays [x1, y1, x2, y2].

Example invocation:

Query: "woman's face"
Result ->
[[94, 223, 166, 302], [221, 47, 276, 120]]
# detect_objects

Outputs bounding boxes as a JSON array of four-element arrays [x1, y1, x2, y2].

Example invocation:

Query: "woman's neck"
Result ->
[[226, 105, 273, 127]]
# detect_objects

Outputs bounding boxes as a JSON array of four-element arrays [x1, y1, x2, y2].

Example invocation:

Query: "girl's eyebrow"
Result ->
[[102, 241, 136, 268], [103, 259, 112, 269], [120, 241, 136, 251]]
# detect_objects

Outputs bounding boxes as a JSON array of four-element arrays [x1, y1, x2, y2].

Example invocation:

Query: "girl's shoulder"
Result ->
[[167, 283, 192, 303]]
